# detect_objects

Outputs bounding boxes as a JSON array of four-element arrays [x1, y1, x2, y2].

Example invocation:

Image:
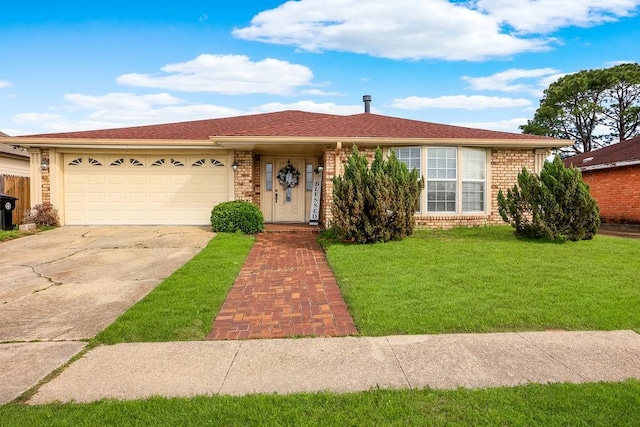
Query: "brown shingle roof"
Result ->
[[0, 143, 29, 158], [564, 136, 640, 170], [18, 110, 550, 141], [20, 111, 340, 140]]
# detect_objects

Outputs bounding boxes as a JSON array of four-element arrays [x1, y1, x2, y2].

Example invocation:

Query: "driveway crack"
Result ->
[[23, 264, 63, 291]]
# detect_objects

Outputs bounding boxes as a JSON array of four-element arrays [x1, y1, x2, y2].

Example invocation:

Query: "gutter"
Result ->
[[577, 158, 640, 171]]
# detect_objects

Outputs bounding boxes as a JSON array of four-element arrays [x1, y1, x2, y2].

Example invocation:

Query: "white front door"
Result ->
[[273, 158, 306, 222]]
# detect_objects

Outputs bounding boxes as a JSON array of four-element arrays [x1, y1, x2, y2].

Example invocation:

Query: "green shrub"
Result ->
[[497, 156, 600, 241], [210, 200, 264, 234], [332, 146, 424, 243], [23, 203, 60, 227]]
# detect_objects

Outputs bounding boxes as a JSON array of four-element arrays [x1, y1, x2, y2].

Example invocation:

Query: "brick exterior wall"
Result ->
[[319, 146, 536, 228], [233, 150, 254, 202], [252, 153, 261, 206], [581, 165, 640, 224], [488, 148, 535, 225]]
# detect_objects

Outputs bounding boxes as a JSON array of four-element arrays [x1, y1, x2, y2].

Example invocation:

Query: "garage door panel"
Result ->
[[149, 175, 167, 185], [64, 154, 229, 225], [108, 192, 127, 203], [149, 193, 167, 203], [87, 193, 105, 203]]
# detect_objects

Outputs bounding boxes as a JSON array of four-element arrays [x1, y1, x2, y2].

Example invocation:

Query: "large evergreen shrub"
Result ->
[[497, 156, 600, 241], [332, 146, 424, 243], [210, 200, 264, 234]]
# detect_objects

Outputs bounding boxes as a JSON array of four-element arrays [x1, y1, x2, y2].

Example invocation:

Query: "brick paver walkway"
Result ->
[[207, 227, 358, 340]]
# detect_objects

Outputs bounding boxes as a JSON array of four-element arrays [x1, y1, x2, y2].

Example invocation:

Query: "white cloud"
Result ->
[[233, 0, 549, 61], [604, 59, 638, 67], [117, 54, 314, 95], [475, 0, 640, 34], [12, 112, 62, 124], [85, 104, 242, 125], [453, 117, 530, 133], [11, 92, 243, 133], [64, 92, 183, 110], [463, 68, 558, 91], [251, 100, 364, 115], [233, 0, 640, 60], [301, 89, 343, 96], [462, 67, 566, 97], [0, 80, 12, 89], [391, 95, 532, 110]]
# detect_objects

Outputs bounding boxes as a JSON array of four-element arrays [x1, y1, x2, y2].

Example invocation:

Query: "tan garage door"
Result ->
[[64, 154, 230, 225]]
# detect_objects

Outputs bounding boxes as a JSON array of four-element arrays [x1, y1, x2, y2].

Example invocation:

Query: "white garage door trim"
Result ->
[[64, 153, 230, 225]]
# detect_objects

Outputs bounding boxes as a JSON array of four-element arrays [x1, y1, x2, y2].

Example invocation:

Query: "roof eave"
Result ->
[[211, 136, 569, 149], [1, 137, 217, 150], [577, 158, 640, 171]]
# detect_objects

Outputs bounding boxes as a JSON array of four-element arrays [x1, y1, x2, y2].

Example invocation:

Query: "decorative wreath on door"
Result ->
[[277, 160, 300, 188]]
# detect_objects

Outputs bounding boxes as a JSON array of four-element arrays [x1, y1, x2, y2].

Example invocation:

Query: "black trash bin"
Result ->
[[0, 193, 18, 231]]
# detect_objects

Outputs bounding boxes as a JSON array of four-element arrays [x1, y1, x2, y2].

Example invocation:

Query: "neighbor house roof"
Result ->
[[564, 136, 640, 171], [0, 131, 29, 159], [4, 110, 568, 149]]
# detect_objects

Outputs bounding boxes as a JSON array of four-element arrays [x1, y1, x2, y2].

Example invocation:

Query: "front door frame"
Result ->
[[261, 156, 316, 223]]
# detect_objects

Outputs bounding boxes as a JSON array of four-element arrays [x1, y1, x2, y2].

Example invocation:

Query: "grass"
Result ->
[[324, 226, 640, 336], [92, 232, 254, 344], [0, 226, 57, 242], [1, 380, 639, 426]]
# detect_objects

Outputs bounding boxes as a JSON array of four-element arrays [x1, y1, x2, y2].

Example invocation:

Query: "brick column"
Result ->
[[320, 145, 377, 227], [41, 149, 51, 204], [233, 150, 254, 202]]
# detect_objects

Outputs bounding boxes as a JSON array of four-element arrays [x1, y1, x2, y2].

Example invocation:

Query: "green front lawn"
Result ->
[[2, 380, 639, 426], [325, 226, 640, 336], [0, 229, 36, 242], [93, 232, 254, 344]]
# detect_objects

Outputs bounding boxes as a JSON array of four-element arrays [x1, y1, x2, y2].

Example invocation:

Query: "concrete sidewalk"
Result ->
[[26, 330, 640, 404]]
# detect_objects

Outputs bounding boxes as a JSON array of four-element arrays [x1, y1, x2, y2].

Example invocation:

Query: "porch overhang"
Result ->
[[210, 136, 570, 151]]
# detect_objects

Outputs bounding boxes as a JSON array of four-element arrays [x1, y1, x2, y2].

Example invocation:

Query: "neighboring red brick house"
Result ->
[[2, 102, 566, 227], [564, 136, 640, 224]]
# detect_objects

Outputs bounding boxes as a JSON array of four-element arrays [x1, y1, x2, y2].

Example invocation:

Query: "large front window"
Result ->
[[388, 146, 487, 214]]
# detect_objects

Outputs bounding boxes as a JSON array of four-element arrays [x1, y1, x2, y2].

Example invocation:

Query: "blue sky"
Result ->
[[1, 0, 639, 136]]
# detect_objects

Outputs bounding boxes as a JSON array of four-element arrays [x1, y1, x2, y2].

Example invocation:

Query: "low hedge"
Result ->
[[210, 200, 264, 234]]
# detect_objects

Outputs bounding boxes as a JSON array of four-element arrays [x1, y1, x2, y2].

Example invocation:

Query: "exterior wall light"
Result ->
[[231, 160, 239, 171], [40, 158, 49, 171], [314, 165, 324, 173]]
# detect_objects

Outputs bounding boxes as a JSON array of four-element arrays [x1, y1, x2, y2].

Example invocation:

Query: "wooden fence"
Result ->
[[0, 175, 31, 225]]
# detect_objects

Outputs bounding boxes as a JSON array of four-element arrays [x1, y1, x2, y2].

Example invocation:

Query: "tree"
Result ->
[[521, 63, 640, 156], [497, 157, 600, 242], [601, 63, 640, 143], [331, 146, 424, 243]]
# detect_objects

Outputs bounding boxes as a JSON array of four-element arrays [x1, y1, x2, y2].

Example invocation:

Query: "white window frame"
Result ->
[[461, 147, 487, 213], [391, 147, 422, 213], [426, 147, 458, 213]]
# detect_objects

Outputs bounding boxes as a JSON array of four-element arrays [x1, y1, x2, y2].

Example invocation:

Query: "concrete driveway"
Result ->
[[0, 226, 214, 404]]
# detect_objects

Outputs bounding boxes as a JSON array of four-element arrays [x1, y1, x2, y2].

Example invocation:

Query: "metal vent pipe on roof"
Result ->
[[363, 95, 372, 113]]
